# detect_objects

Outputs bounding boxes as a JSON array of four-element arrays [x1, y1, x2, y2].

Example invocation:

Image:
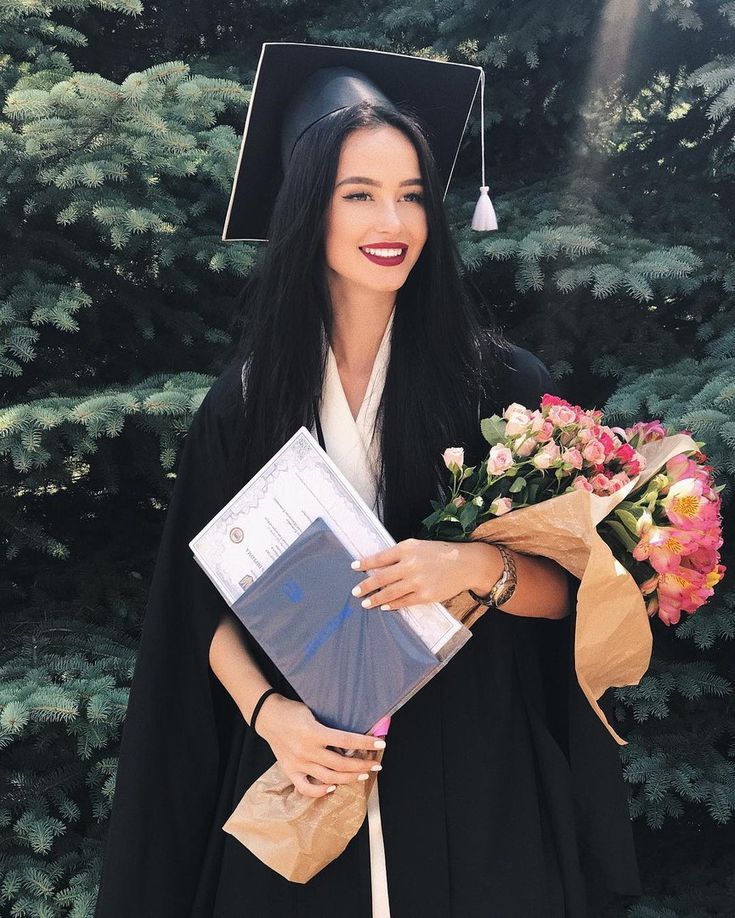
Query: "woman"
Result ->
[[93, 59, 642, 918]]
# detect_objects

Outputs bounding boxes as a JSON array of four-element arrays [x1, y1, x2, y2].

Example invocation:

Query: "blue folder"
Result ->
[[230, 516, 440, 733]]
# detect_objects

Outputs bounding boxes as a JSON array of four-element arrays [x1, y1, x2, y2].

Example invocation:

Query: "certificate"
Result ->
[[189, 426, 469, 657]]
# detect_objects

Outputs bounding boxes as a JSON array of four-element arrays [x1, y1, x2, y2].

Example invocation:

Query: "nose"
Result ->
[[373, 200, 403, 234]]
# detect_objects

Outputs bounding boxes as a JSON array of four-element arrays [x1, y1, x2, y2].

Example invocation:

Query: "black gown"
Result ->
[[93, 344, 643, 918]]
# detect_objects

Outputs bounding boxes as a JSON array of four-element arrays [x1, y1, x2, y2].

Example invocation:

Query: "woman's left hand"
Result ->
[[350, 538, 491, 611]]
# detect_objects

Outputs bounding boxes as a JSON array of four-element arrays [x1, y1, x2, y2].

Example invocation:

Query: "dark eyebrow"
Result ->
[[335, 176, 424, 188]]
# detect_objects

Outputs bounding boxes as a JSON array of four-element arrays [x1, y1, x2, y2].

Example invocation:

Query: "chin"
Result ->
[[329, 263, 409, 297], [359, 270, 410, 292]]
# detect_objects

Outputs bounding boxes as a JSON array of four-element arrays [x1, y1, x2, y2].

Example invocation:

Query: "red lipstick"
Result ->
[[359, 243, 408, 267]]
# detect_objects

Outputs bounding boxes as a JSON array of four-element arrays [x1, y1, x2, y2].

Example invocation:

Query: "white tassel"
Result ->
[[472, 186, 498, 231], [471, 68, 498, 232]]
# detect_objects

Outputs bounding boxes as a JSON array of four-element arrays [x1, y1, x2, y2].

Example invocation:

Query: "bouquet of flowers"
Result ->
[[427, 395, 726, 744]]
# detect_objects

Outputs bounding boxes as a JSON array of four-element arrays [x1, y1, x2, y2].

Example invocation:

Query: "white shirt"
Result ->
[[310, 305, 395, 521]]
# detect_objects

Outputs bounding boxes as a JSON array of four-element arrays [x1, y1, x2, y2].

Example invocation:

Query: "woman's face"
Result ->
[[324, 124, 429, 299]]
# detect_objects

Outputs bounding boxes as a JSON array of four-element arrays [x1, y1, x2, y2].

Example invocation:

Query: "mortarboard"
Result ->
[[222, 42, 498, 242]]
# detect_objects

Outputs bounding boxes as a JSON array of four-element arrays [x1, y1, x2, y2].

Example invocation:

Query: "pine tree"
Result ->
[[0, 1, 251, 912]]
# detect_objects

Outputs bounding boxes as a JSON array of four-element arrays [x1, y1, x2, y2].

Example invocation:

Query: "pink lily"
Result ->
[[632, 524, 700, 573]]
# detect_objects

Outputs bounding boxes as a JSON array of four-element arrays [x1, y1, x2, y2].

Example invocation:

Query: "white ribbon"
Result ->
[[367, 778, 391, 917]]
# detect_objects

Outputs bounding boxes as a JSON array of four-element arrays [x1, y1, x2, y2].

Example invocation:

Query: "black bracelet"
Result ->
[[250, 687, 279, 736]]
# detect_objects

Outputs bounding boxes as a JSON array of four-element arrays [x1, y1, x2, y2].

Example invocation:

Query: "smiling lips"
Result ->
[[359, 244, 408, 267]]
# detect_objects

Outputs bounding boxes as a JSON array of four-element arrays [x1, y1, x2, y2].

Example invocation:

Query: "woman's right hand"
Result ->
[[254, 694, 385, 798]]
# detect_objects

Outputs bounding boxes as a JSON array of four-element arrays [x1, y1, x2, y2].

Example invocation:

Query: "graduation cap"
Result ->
[[222, 42, 498, 242]]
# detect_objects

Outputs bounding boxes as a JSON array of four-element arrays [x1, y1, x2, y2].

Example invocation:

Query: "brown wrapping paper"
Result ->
[[223, 748, 384, 883], [443, 433, 700, 746], [223, 433, 698, 879]]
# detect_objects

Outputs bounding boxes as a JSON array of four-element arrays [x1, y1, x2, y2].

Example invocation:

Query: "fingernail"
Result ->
[[370, 764, 382, 772], [380, 604, 391, 611], [357, 773, 369, 781], [373, 739, 386, 749], [351, 560, 360, 569], [361, 598, 371, 608], [326, 785, 337, 793], [351, 585, 361, 596]]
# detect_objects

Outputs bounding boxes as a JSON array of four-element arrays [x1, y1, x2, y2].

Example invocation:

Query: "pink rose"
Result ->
[[503, 403, 532, 437], [540, 394, 573, 410], [589, 472, 612, 493], [490, 497, 513, 516], [535, 421, 555, 443], [606, 471, 630, 493], [598, 431, 616, 457], [531, 443, 561, 469], [582, 439, 606, 464], [515, 435, 538, 458], [571, 476, 594, 492], [502, 402, 530, 420], [443, 447, 464, 471], [486, 444, 514, 476], [452, 495, 466, 507], [548, 405, 577, 427], [615, 443, 635, 463], [561, 448, 583, 470], [528, 412, 546, 435]]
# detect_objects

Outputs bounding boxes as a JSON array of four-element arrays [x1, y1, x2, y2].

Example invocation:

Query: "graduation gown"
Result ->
[[93, 326, 643, 918]]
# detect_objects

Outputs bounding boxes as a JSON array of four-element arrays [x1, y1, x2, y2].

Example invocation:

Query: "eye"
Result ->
[[342, 191, 425, 203]]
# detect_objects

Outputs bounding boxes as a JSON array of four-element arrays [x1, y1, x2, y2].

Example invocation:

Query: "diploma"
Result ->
[[189, 426, 469, 657]]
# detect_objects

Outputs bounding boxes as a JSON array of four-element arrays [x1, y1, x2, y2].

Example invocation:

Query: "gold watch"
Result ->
[[468, 544, 517, 608]]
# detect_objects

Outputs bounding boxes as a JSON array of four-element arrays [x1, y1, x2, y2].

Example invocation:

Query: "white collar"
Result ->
[[315, 306, 395, 518]]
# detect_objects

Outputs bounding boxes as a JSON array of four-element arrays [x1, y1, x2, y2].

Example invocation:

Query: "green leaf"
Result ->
[[603, 520, 639, 552], [509, 476, 527, 493], [615, 508, 642, 536], [421, 509, 443, 529], [459, 501, 480, 529], [526, 482, 541, 502], [480, 416, 506, 446]]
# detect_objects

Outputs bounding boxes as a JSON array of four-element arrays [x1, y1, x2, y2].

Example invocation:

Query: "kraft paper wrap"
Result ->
[[223, 747, 383, 883], [443, 433, 700, 747], [223, 433, 697, 881]]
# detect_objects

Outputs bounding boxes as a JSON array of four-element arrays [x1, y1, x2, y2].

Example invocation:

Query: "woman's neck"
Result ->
[[327, 281, 396, 379]]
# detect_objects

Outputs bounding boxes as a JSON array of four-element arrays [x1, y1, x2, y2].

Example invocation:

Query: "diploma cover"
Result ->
[[230, 515, 439, 733]]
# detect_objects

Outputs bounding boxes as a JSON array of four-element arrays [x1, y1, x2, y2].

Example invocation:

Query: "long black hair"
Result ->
[[228, 100, 511, 542]]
